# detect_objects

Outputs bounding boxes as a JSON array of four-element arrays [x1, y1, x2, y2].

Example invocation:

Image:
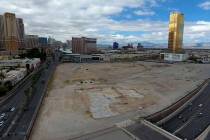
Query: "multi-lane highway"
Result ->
[[0, 55, 58, 140], [8, 59, 57, 140], [160, 81, 210, 140], [0, 80, 32, 137]]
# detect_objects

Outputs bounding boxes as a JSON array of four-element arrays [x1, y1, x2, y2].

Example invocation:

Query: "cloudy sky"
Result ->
[[0, 0, 210, 45]]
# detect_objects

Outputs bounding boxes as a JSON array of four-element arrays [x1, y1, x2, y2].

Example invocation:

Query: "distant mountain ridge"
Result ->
[[97, 42, 210, 49]]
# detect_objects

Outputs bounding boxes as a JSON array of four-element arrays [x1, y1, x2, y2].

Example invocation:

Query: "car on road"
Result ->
[[10, 107, 15, 112], [178, 115, 183, 119], [197, 112, 203, 117], [198, 104, 203, 107], [0, 121, 4, 126], [0, 113, 5, 119]]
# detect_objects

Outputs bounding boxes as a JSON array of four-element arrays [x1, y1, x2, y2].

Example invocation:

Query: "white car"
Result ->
[[10, 107, 15, 112], [0, 113, 5, 119], [198, 104, 203, 107], [0, 121, 4, 126], [198, 112, 203, 117]]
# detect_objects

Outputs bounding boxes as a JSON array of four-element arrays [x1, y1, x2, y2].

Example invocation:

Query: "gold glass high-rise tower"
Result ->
[[168, 12, 184, 53]]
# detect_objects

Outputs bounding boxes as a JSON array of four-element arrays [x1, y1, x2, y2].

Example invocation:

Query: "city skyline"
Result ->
[[0, 0, 210, 46]]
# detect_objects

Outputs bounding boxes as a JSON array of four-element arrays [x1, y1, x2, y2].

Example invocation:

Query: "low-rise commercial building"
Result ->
[[4, 68, 27, 85], [0, 58, 41, 70], [161, 53, 189, 62], [25, 35, 39, 48], [72, 37, 97, 54], [59, 48, 104, 63], [0, 68, 27, 87], [38, 37, 48, 47]]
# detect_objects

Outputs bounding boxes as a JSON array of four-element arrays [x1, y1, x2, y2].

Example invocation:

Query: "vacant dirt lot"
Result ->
[[30, 62, 210, 140]]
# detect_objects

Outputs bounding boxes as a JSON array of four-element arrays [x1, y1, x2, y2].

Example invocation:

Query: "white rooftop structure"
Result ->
[[161, 53, 189, 62], [0, 58, 41, 68]]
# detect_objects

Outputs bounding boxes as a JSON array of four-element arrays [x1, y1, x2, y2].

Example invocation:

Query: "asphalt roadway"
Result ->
[[160, 81, 210, 140], [8, 59, 56, 140], [205, 131, 210, 140], [0, 79, 32, 137], [126, 123, 170, 140], [70, 127, 135, 140], [0, 57, 57, 140], [70, 122, 171, 140]]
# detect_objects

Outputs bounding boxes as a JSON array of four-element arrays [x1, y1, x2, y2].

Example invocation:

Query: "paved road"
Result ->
[[0, 80, 32, 136], [126, 123, 170, 140], [161, 82, 210, 140], [70, 121, 170, 140], [70, 127, 135, 140], [0, 67, 42, 137], [0, 55, 58, 140], [7, 59, 57, 140], [205, 131, 210, 140]]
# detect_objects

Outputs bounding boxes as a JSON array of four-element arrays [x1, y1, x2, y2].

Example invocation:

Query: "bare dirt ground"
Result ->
[[30, 62, 210, 140]]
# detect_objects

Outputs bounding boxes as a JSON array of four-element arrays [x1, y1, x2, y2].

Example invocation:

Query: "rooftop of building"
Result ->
[[170, 11, 184, 15], [4, 12, 16, 16], [72, 37, 97, 40]]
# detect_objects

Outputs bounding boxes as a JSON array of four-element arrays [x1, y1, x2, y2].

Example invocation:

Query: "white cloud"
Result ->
[[0, 0, 209, 45], [134, 10, 155, 16], [199, 1, 210, 10], [0, 0, 164, 40]]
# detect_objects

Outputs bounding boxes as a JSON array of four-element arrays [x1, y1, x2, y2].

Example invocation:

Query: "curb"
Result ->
[[141, 120, 182, 140], [118, 127, 140, 140], [195, 125, 210, 140]]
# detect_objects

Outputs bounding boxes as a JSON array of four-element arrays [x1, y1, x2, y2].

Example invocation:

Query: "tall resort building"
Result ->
[[168, 12, 184, 53], [16, 18, 25, 48], [0, 15, 4, 50], [0, 12, 25, 52], [3, 13, 19, 51]]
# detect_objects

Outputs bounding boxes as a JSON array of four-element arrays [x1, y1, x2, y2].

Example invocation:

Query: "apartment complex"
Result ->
[[38, 37, 48, 47], [25, 35, 39, 48], [72, 37, 97, 54], [168, 12, 184, 53], [16, 18, 25, 48], [0, 12, 25, 52], [0, 15, 4, 50]]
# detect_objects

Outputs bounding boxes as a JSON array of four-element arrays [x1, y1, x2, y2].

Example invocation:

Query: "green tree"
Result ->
[[0, 85, 8, 96], [19, 48, 46, 62], [4, 81, 13, 90]]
